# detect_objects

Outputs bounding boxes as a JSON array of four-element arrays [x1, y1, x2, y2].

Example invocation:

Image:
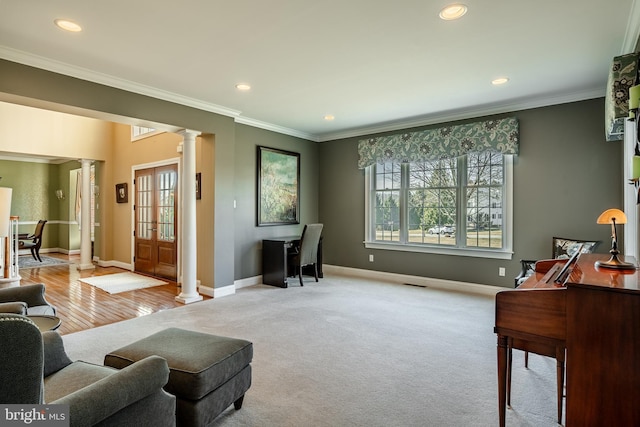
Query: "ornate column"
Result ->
[[176, 130, 202, 304], [77, 159, 95, 270]]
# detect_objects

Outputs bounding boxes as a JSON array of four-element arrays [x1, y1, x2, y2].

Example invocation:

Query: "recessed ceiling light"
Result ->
[[235, 83, 251, 91], [54, 19, 82, 32], [492, 77, 510, 85], [439, 4, 468, 21], [324, 115, 335, 121]]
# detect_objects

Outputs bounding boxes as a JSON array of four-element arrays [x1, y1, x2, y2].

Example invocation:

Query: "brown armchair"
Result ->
[[19, 219, 47, 262]]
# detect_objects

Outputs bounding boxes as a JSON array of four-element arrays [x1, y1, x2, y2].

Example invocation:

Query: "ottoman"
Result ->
[[104, 327, 253, 426]]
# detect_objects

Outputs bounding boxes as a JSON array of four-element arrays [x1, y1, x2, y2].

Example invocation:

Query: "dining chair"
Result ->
[[19, 220, 47, 262]]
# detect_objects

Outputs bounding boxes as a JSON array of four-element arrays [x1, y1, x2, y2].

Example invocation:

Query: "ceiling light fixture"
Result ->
[[54, 19, 82, 32], [324, 115, 335, 121], [492, 77, 510, 86], [235, 83, 251, 91], [439, 4, 468, 21]]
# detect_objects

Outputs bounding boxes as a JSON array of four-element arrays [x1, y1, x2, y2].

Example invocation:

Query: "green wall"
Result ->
[[0, 159, 60, 249], [319, 98, 622, 287], [234, 124, 319, 278]]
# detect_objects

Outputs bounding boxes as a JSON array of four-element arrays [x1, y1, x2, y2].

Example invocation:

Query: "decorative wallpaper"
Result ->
[[357, 117, 519, 169]]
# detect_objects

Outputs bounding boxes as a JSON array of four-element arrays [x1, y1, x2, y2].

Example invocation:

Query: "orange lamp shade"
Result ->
[[596, 208, 627, 225]]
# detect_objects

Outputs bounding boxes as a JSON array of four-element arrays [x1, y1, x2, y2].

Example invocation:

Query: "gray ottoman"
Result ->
[[104, 327, 253, 426]]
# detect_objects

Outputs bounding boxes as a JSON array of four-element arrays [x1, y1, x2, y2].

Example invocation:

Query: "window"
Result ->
[[131, 125, 163, 141], [365, 153, 513, 259]]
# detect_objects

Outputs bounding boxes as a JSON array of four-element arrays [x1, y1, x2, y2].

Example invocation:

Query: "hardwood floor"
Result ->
[[18, 253, 206, 335]]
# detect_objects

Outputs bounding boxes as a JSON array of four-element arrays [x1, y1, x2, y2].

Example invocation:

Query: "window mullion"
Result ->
[[457, 156, 467, 248], [400, 163, 409, 243]]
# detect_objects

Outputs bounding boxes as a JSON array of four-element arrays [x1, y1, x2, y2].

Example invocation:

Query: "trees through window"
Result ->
[[366, 152, 512, 258]]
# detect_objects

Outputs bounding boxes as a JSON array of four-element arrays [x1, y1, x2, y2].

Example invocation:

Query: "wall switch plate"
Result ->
[[499, 267, 506, 277], [369, 254, 374, 262]]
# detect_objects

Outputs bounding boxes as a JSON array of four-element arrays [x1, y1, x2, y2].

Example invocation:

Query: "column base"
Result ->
[[175, 293, 203, 304], [0, 276, 21, 288], [77, 263, 96, 271]]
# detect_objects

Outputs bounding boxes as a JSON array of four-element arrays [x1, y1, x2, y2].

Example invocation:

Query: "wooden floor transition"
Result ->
[[18, 253, 209, 335]]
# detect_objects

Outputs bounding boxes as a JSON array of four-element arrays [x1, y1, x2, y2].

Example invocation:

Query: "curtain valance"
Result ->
[[357, 117, 519, 169]]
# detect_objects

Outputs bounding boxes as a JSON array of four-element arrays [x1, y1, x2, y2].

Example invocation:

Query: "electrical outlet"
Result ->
[[369, 254, 374, 262], [499, 267, 505, 277]]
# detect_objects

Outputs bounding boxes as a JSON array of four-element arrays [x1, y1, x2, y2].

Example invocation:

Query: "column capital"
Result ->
[[177, 129, 200, 139]]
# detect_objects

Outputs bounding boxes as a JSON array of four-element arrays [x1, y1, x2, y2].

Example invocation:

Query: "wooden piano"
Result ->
[[495, 253, 640, 426]]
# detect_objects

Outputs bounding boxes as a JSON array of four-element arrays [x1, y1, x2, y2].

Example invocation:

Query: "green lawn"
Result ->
[[376, 229, 502, 248]]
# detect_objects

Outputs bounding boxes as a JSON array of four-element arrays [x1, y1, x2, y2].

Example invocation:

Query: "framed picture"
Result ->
[[196, 172, 202, 200], [115, 183, 128, 204], [257, 146, 300, 226]]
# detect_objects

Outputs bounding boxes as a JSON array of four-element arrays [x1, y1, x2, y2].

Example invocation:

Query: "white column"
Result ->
[[176, 130, 202, 304], [78, 159, 95, 270]]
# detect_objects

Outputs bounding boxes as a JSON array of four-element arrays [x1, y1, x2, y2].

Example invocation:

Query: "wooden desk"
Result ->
[[262, 237, 323, 288], [495, 253, 640, 426]]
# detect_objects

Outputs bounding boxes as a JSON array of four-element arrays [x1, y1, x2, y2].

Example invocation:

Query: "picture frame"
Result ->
[[115, 183, 128, 204], [196, 172, 202, 200], [257, 146, 300, 226]]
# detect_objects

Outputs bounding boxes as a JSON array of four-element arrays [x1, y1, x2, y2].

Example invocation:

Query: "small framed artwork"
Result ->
[[196, 172, 202, 200], [257, 146, 300, 226], [116, 183, 128, 204]]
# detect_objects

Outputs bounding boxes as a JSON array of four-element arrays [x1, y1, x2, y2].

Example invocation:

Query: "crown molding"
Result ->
[[234, 116, 318, 141], [0, 153, 71, 164], [0, 46, 242, 119], [622, 0, 640, 54], [317, 86, 605, 142]]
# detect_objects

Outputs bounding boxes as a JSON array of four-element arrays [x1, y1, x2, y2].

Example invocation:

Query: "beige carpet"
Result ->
[[62, 275, 560, 426], [78, 272, 167, 294]]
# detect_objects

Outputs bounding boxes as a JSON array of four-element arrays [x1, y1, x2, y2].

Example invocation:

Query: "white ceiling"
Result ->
[[0, 0, 638, 142]]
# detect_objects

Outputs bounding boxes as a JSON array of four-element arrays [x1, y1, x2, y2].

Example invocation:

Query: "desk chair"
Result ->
[[19, 220, 47, 262], [288, 223, 323, 286]]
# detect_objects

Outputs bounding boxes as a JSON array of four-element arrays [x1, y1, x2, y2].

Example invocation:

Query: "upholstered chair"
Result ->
[[0, 313, 176, 426], [288, 223, 324, 286], [0, 283, 56, 315]]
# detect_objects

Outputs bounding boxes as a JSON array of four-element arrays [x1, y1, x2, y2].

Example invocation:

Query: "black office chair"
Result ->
[[288, 224, 323, 286], [19, 220, 47, 262]]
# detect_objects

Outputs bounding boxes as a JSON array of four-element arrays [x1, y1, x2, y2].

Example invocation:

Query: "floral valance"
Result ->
[[357, 117, 519, 169]]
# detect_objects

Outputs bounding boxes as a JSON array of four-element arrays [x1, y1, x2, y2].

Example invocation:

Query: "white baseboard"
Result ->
[[235, 275, 262, 289], [322, 264, 501, 297], [93, 258, 133, 270], [227, 266, 500, 298]]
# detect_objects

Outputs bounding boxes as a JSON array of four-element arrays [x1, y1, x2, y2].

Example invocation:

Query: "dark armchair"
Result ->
[[514, 236, 600, 286], [19, 219, 47, 262], [0, 313, 176, 426], [0, 283, 56, 315], [287, 223, 324, 286]]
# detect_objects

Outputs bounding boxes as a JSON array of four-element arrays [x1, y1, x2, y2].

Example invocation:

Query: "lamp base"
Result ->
[[595, 254, 636, 270]]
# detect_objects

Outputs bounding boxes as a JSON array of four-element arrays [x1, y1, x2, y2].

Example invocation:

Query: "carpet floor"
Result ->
[[62, 275, 561, 426]]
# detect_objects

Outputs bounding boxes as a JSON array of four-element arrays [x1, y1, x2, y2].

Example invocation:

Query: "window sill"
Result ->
[[363, 241, 513, 260]]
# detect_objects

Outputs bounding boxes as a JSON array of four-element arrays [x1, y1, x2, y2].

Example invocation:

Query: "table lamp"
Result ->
[[594, 208, 636, 269]]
